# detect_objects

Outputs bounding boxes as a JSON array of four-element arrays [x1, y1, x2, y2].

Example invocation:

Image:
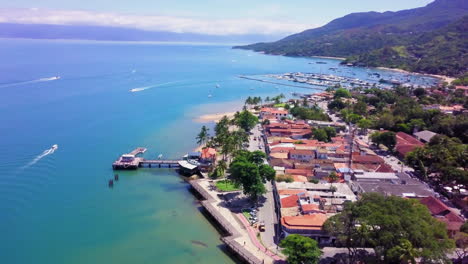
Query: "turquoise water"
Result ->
[[0, 39, 436, 264]]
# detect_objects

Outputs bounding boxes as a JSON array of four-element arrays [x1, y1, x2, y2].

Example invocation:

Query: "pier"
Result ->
[[112, 148, 195, 172], [239, 75, 326, 90]]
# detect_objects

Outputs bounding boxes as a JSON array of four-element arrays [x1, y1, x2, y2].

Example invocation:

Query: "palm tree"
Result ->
[[196, 126, 210, 146]]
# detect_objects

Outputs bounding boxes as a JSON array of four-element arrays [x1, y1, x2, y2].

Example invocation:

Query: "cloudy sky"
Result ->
[[0, 0, 434, 35]]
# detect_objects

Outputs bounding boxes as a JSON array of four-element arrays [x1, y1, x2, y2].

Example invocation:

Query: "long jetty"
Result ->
[[190, 180, 264, 264], [112, 147, 181, 170], [239, 75, 326, 90]]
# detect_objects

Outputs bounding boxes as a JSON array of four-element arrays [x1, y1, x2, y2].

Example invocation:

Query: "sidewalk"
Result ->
[[195, 179, 278, 264]]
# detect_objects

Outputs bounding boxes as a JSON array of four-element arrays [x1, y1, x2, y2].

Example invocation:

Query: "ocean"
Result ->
[[0, 39, 437, 264]]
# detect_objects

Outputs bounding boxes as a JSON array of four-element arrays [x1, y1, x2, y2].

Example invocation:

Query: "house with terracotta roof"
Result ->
[[260, 107, 289, 119], [395, 132, 424, 158], [281, 195, 299, 208], [418, 196, 465, 237], [281, 214, 331, 243]]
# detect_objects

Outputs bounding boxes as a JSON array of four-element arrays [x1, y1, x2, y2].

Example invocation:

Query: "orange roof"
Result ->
[[201, 148, 216, 159], [293, 175, 308, 182], [285, 169, 313, 176], [281, 214, 328, 230], [280, 195, 299, 208], [270, 152, 289, 159], [301, 203, 320, 212]]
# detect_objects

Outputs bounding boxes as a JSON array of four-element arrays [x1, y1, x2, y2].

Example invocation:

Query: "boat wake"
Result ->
[[129, 81, 184, 93], [0, 76, 60, 88], [22, 144, 58, 169]]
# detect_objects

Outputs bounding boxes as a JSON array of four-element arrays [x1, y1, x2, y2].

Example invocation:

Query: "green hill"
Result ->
[[235, 0, 468, 77]]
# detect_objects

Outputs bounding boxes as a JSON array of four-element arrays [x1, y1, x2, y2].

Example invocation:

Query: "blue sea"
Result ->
[[0, 39, 437, 264]]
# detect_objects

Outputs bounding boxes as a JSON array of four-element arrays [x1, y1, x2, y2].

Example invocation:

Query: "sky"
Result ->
[[0, 0, 434, 36]]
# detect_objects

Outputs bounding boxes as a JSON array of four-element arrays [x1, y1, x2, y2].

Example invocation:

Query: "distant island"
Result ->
[[234, 0, 468, 77]]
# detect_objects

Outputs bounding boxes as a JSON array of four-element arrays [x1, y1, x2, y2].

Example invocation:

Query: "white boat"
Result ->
[[51, 144, 58, 150]]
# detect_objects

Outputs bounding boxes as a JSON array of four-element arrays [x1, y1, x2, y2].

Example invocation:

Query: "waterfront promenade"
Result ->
[[190, 179, 285, 264]]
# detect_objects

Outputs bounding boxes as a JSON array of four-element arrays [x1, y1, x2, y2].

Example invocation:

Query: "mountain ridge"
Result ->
[[235, 0, 468, 76]]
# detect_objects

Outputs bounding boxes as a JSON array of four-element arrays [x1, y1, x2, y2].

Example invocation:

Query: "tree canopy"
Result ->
[[323, 193, 454, 263], [233, 110, 258, 132], [280, 234, 322, 264], [228, 150, 274, 200]]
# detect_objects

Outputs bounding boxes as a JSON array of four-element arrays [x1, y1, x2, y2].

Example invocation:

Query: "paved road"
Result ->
[[247, 124, 281, 253]]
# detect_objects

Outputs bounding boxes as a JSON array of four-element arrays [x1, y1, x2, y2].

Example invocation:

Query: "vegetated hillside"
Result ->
[[235, 0, 468, 76]]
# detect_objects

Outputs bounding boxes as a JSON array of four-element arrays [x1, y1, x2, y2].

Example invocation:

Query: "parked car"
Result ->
[[259, 222, 265, 232]]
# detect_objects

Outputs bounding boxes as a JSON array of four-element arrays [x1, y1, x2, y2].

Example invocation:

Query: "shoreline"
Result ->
[[376, 67, 455, 84], [243, 49, 455, 84], [194, 111, 237, 123]]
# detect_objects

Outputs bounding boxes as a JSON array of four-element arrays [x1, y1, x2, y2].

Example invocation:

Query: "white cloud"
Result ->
[[0, 8, 315, 36]]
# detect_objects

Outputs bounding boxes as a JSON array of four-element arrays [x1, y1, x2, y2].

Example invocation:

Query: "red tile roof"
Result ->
[[419, 196, 448, 215], [352, 155, 384, 164], [285, 169, 313, 177], [281, 214, 328, 230], [301, 203, 320, 212], [280, 195, 299, 208]]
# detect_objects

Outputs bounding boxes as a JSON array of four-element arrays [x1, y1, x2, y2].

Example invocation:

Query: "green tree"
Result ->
[[387, 239, 419, 264], [334, 88, 351, 99], [228, 150, 274, 200], [280, 235, 322, 264], [357, 118, 372, 133], [313, 128, 329, 142], [371, 131, 396, 150], [259, 164, 276, 182], [196, 125, 210, 146], [234, 110, 258, 132], [323, 193, 454, 263]]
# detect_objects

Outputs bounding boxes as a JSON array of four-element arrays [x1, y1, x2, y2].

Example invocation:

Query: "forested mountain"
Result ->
[[235, 0, 468, 76]]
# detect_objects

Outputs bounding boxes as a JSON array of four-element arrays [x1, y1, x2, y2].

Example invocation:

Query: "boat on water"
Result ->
[[316, 61, 327, 64], [215, 84, 220, 88], [52, 144, 58, 150], [158, 154, 163, 159]]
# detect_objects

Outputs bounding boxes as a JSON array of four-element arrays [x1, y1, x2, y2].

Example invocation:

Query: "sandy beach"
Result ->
[[194, 111, 237, 123], [376, 67, 455, 84]]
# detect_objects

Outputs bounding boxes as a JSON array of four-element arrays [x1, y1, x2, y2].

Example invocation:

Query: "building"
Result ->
[[395, 132, 424, 158], [281, 214, 330, 243], [260, 107, 289, 119], [418, 196, 465, 237], [353, 171, 399, 182], [413, 130, 437, 143], [289, 149, 315, 162]]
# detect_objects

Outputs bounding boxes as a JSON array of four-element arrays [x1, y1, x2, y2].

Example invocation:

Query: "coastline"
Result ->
[[374, 67, 455, 84], [310, 55, 346, 61], [194, 111, 237, 123]]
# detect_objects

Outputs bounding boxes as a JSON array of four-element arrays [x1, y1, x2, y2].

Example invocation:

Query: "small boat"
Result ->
[[316, 61, 327, 64], [158, 154, 163, 159], [215, 84, 220, 88], [51, 144, 58, 150]]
